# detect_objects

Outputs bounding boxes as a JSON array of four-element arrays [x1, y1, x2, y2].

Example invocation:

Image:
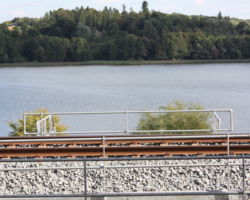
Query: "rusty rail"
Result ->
[[0, 145, 250, 158], [0, 134, 249, 158]]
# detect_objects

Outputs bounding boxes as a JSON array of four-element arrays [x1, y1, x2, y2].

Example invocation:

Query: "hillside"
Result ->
[[1, 1, 250, 63]]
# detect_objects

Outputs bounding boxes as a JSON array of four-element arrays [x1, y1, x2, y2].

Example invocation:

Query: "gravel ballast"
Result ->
[[0, 158, 249, 195]]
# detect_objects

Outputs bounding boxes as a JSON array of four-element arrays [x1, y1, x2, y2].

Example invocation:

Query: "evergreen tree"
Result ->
[[1, 3, 250, 63]]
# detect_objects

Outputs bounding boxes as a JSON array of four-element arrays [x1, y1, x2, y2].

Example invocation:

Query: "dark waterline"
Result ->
[[0, 63, 250, 136]]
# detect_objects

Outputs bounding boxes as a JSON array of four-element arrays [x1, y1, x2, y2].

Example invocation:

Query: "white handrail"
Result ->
[[23, 109, 233, 136], [36, 115, 56, 136]]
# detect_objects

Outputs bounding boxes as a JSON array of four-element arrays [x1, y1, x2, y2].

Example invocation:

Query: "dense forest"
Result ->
[[1, 1, 250, 63]]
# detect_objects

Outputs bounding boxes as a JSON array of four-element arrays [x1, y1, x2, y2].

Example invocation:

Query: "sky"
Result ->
[[0, 0, 250, 23]]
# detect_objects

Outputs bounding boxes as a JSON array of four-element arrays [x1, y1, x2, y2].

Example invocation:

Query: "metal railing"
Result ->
[[0, 155, 248, 199], [23, 109, 233, 136], [36, 115, 56, 135]]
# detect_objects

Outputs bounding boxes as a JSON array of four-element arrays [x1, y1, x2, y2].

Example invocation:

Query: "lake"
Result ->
[[0, 63, 250, 136]]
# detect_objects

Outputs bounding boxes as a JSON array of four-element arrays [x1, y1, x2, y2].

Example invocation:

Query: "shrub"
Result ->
[[8, 109, 67, 136], [137, 101, 212, 134]]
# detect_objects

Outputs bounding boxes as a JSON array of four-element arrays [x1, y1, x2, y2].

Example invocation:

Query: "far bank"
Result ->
[[1, 59, 250, 68]]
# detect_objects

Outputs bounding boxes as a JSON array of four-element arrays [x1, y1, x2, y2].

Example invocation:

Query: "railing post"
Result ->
[[212, 110, 216, 134], [126, 111, 129, 135], [23, 114, 27, 135], [36, 121, 40, 136], [103, 161, 106, 194], [52, 116, 56, 135], [49, 116, 52, 135], [102, 136, 106, 157], [84, 160, 87, 200], [44, 119, 47, 136], [226, 133, 231, 193], [227, 156, 230, 192], [229, 109, 234, 131], [242, 158, 246, 200], [40, 113, 43, 135]]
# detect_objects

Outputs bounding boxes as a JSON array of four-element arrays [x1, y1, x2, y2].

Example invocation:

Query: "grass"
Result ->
[[1, 59, 250, 67]]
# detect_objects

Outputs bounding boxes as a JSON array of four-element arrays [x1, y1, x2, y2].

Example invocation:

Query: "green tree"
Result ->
[[142, 1, 149, 15], [8, 109, 67, 136], [137, 101, 212, 134], [1, 3, 250, 62], [70, 37, 91, 61], [135, 38, 147, 59], [217, 11, 222, 20]]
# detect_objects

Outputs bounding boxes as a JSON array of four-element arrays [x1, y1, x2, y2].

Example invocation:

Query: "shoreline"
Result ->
[[1, 59, 250, 67]]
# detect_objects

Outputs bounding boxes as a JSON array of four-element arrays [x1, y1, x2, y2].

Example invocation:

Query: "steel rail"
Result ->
[[0, 135, 250, 153], [0, 145, 250, 158], [0, 134, 250, 158]]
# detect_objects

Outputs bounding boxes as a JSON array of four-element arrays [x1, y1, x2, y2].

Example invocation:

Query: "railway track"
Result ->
[[0, 134, 250, 158]]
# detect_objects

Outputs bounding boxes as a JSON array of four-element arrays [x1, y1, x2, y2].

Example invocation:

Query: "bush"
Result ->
[[137, 101, 212, 134], [8, 109, 67, 136]]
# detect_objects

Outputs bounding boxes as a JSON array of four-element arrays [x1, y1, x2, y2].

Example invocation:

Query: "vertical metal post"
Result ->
[[40, 113, 43, 135], [227, 134, 230, 192], [44, 120, 47, 136], [102, 136, 106, 157], [227, 157, 230, 192], [218, 117, 221, 132], [52, 116, 56, 135], [49, 116, 52, 135], [84, 160, 87, 200], [37, 121, 40, 136], [212, 110, 216, 134], [126, 111, 129, 134], [103, 161, 106, 194], [23, 114, 27, 135], [229, 109, 233, 131], [242, 158, 246, 200], [227, 134, 230, 156]]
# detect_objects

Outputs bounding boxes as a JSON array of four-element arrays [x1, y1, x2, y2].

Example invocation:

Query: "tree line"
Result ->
[[1, 1, 250, 63]]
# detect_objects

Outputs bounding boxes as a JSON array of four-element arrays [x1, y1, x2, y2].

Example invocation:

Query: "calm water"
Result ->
[[0, 63, 250, 136]]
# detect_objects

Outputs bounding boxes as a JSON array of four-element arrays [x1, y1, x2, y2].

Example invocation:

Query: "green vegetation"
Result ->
[[8, 109, 67, 136], [137, 101, 212, 134], [1, 1, 250, 64]]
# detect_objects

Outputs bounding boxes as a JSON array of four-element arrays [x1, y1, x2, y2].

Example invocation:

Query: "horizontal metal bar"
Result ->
[[1, 155, 250, 163], [37, 115, 51, 121], [26, 128, 233, 135], [25, 129, 233, 135], [132, 129, 212, 133], [24, 109, 232, 116], [213, 129, 233, 131], [0, 163, 247, 172], [127, 109, 232, 114], [0, 191, 246, 198], [23, 132, 38, 135], [59, 130, 126, 134], [1, 134, 249, 143], [25, 130, 126, 135]]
